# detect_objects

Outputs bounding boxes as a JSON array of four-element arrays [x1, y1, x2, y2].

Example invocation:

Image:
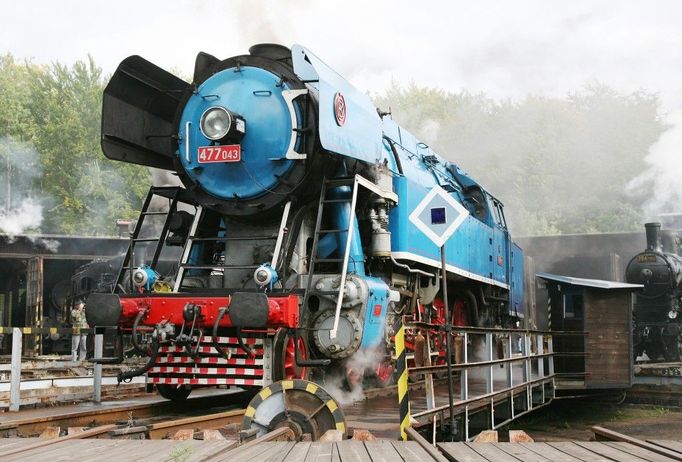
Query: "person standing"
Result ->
[[70, 300, 88, 361]]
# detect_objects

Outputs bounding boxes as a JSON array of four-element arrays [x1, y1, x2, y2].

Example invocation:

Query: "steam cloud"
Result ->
[[149, 167, 183, 188], [627, 109, 682, 219], [0, 137, 60, 251], [323, 349, 384, 406], [0, 198, 43, 238]]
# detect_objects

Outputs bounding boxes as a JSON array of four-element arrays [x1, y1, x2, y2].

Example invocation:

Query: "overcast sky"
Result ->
[[2, 0, 682, 111]]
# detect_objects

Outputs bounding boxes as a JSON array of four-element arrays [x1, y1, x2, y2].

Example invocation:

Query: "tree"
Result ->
[[375, 82, 664, 235], [0, 55, 44, 230], [0, 54, 150, 236]]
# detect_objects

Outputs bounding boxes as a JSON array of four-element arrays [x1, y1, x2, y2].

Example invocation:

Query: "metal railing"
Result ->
[[404, 322, 571, 441], [3, 327, 106, 411]]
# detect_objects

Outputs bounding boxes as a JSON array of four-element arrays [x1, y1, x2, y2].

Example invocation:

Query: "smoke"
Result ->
[[0, 200, 60, 252], [146, 167, 185, 221], [231, 0, 282, 44], [323, 348, 384, 406], [0, 137, 59, 251], [626, 109, 682, 218], [420, 119, 442, 145], [31, 236, 61, 252], [324, 376, 365, 407], [149, 167, 182, 187], [380, 83, 667, 236], [72, 160, 129, 235], [0, 198, 42, 238]]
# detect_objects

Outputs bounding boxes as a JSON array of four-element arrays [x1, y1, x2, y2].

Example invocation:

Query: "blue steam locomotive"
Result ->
[[90, 43, 524, 435]]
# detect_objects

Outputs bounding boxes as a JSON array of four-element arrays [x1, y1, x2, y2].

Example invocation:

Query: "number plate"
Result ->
[[197, 145, 241, 163], [637, 254, 657, 263]]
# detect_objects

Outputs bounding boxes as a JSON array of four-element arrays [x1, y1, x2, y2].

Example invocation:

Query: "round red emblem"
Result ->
[[333, 92, 346, 126]]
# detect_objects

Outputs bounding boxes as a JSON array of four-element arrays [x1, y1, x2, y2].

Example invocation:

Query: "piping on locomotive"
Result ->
[[88, 44, 524, 406], [626, 222, 682, 361]]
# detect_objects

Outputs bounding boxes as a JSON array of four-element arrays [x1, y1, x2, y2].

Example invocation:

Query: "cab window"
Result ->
[[488, 196, 507, 229]]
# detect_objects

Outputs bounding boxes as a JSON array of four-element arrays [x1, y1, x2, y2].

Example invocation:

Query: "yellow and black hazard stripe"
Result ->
[[394, 314, 411, 441], [242, 379, 346, 435]]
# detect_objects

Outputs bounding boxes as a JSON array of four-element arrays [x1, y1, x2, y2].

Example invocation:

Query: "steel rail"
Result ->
[[0, 390, 252, 436], [147, 408, 245, 439]]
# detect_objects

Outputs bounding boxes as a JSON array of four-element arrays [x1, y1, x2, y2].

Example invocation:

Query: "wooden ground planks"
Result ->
[[438, 441, 682, 462], [519, 442, 584, 462], [651, 441, 682, 455], [574, 441, 658, 462], [575, 441, 676, 462], [604, 442, 678, 462], [438, 442, 490, 462], [220, 440, 440, 461], [0, 438, 41, 452], [462, 442, 532, 462], [390, 440, 440, 462], [2, 438, 223, 462], [1, 438, 682, 461], [549, 441, 622, 462], [494, 442, 552, 461]]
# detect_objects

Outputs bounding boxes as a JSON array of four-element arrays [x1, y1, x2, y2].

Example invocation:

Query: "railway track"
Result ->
[[0, 411, 297, 459], [0, 376, 553, 459], [0, 408, 248, 459], [0, 389, 254, 437], [146, 409, 245, 439], [0, 377, 439, 440]]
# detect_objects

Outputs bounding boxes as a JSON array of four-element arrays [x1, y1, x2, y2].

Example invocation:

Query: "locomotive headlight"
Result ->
[[132, 268, 148, 287], [253, 264, 278, 288], [255, 268, 271, 285], [669, 310, 678, 320], [200, 106, 232, 140]]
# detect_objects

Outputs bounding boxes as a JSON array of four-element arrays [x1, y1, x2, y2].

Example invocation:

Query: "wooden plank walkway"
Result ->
[[1, 438, 682, 461], [438, 441, 682, 462]]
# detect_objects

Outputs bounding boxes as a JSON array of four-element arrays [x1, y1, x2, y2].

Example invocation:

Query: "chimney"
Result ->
[[645, 222, 661, 252]]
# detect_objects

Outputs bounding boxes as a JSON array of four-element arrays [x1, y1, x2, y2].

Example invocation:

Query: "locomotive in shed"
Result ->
[[88, 44, 524, 438], [626, 222, 682, 361]]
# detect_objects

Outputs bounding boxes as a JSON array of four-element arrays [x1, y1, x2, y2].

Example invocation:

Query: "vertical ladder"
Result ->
[[173, 201, 293, 292], [173, 205, 204, 292], [115, 187, 182, 292], [301, 176, 360, 339]]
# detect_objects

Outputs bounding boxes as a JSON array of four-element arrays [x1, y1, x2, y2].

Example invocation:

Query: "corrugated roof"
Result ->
[[536, 272, 643, 290]]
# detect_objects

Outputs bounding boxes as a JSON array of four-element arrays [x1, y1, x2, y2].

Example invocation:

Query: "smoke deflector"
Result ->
[[101, 56, 190, 170]]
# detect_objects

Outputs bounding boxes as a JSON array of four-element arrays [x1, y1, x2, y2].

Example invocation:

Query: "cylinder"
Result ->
[[371, 231, 392, 257], [645, 222, 661, 251]]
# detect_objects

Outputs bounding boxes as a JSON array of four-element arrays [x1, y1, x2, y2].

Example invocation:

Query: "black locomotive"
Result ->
[[625, 222, 682, 361]]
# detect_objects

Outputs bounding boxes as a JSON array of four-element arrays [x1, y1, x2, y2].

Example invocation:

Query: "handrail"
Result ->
[[406, 319, 588, 336], [405, 327, 557, 441], [411, 375, 555, 420]]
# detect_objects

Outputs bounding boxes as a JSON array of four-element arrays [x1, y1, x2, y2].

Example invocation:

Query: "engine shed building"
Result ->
[[0, 234, 128, 355], [538, 272, 642, 391]]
